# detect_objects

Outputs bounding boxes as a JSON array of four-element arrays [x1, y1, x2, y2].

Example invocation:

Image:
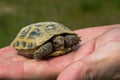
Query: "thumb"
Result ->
[[57, 60, 88, 80], [57, 58, 119, 80]]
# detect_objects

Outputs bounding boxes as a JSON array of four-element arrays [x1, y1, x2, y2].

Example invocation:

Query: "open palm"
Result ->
[[0, 24, 119, 80]]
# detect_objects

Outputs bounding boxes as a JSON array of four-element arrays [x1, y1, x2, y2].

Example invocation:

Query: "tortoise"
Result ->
[[10, 22, 81, 59]]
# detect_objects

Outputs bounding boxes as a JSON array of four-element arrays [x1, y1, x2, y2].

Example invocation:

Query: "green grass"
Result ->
[[0, 0, 120, 47]]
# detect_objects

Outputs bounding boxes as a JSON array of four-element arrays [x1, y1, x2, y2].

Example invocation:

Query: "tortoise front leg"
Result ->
[[64, 34, 80, 48], [33, 42, 53, 59]]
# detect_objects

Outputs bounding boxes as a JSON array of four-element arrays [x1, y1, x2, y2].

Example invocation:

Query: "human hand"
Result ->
[[0, 24, 119, 80], [57, 24, 120, 80], [0, 46, 73, 80]]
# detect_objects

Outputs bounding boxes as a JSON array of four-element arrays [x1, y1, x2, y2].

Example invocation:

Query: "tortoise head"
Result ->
[[52, 35, 64, 51]]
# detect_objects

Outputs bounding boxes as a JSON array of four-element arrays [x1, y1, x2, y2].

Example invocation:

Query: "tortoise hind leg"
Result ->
[[33, 42, 53, 59]]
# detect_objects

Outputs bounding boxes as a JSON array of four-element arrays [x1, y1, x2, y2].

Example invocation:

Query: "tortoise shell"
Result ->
[[10, 22, 75, 50]]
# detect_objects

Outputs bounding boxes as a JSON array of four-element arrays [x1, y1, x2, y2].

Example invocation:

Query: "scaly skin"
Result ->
[[35, 35, 80, 59]]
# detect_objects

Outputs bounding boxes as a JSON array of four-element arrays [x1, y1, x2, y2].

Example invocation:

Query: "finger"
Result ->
[[0, 46, 27, 62], [0, 61, 24, 79], [73, 39, 96, 61], [0, 46, 17, 57], [74, 24, 120, 44]]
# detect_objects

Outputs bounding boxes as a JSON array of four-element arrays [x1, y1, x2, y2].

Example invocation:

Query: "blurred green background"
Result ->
[[0, 0, 120, 48]]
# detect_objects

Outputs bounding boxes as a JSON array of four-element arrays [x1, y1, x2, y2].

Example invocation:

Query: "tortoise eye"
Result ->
[[53, 40, 58, 44]]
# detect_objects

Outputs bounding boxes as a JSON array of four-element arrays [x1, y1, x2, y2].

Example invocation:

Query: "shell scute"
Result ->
[[19, 26, 31, 38], [21, 41, 26, 48], [45, 24, 59, 32], [28, 28, 41, 39], [27, 43, 34, 49], [13, 41, 20, 47]]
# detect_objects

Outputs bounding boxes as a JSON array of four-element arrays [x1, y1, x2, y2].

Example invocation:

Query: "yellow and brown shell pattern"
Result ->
[[10, 22, 75, 50]]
